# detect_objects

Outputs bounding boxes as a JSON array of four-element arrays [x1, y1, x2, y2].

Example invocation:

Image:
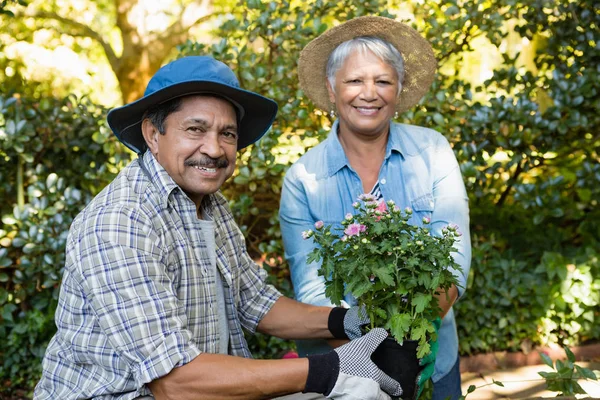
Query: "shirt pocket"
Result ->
[[411, 193, 434, 220]]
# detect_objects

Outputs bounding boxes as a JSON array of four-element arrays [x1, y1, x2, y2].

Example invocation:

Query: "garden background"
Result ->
[[0, 0, 598, 397]]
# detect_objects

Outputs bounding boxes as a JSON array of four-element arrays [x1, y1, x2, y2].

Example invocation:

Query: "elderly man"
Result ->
[[34, 56, 401, 400]]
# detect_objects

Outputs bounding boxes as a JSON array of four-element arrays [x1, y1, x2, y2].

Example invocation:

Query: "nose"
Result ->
[[200, 132, 224, 158], [360, 81, 377, 101]]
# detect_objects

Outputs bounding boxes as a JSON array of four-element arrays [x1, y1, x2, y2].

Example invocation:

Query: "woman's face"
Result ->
[[327, 49, 399, 140]]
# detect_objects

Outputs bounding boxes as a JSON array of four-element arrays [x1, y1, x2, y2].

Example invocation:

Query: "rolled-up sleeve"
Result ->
[[76, 204, 201, 387]]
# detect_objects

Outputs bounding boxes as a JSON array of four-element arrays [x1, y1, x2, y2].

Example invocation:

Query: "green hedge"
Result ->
[[0, 94, 130, 393], [0, 0, 598, 397]]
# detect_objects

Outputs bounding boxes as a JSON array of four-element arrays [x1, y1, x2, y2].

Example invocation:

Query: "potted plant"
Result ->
[[303, 194, 462, 399]]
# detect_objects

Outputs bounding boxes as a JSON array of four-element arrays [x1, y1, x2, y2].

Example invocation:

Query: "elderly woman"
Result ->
[[280, 16, 471, 400]]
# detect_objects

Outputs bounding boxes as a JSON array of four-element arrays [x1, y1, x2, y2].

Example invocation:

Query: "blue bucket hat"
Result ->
[[107, 56, 278, 153]]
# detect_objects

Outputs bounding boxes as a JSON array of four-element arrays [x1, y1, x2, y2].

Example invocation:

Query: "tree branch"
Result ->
[[158, 11, 221, 50], [21, 10, 121, 72], [496, 159, 524, 208]]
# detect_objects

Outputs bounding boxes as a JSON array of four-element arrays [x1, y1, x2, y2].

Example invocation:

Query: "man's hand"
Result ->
[[415, 317, 441, 399], [328, 306, 370, 340], [304, 328, 402, 399]]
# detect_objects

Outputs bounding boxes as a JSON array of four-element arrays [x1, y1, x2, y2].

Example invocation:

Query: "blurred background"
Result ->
[[0, 0, 598, 398]]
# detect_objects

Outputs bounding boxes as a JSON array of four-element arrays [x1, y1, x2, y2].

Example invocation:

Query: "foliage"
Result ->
[[461, 346, 599, 399], [0, 0, 599, 396], [538, 346, 598, 396], [0, 0, 221, 103], [0, 94, 130, 395], [0, 0, 26, 16], [305, 196, 461, 357]]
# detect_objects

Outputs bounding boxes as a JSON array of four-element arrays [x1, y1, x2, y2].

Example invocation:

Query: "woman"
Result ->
[[280, 16, 471, 400]]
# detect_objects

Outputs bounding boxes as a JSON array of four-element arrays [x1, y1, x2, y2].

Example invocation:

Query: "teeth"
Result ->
[[194, 166, 217, 173], [356, 107, 379, 114]]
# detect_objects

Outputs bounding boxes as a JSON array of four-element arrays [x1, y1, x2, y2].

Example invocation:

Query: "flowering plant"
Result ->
[[303, 194, 462, 358]]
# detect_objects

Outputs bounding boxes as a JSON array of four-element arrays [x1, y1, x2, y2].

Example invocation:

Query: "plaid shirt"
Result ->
[[34, 151, 282, 400]]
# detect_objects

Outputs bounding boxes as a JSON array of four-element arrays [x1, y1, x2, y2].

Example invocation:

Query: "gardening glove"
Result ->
[[328, 306, 370, 340], [304, 328, 402, 399], [415, 317, 442, 399]]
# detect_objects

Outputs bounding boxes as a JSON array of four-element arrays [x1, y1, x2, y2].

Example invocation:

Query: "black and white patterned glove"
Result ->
[[328, 306, 371, 340], [304, 328, 402, 399]]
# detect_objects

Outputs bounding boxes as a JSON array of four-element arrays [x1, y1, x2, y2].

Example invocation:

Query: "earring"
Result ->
[[394, 111, 399, 119], [330, 109, 336, 118]]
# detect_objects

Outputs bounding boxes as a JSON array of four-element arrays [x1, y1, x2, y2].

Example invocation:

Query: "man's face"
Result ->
[[143, 95, 238, 207]]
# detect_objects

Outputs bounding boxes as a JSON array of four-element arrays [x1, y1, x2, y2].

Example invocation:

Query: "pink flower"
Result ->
[[422, 217, 431, 224], [314, 220, 324, 229], [344, 223, 365, 237], [373, 200, 387, 221]]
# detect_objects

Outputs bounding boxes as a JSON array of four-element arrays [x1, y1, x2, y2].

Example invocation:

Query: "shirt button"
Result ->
[[380, 179, 387, 185]]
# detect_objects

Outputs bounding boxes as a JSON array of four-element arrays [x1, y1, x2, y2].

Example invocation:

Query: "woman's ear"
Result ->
[[141, 119, 159, 155], [326, 80, 336, 104]]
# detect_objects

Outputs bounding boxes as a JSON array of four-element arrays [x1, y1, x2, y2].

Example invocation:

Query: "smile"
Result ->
[[354, 106, 382, 115], [193, 165, 217, 173]]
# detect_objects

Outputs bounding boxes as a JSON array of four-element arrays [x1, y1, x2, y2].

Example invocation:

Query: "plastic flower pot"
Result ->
[[371, 337, 420, 400]]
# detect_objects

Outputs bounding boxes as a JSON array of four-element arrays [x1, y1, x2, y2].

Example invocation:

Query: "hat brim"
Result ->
[[298, 16, 436, 114], [107, 80, 278, 154]]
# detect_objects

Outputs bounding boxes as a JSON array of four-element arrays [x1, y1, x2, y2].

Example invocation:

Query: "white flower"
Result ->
[[301, 230, 313, 239]]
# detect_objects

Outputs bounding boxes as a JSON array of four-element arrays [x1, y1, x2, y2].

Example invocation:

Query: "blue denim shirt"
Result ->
[[279, 120, 471, 383]]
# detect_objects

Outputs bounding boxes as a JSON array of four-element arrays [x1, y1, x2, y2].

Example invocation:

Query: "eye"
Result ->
[[187, 126, 204, 133], [345, 79, 362, 84], [222, 131, 238, 140], [377, 80, 392, 85]]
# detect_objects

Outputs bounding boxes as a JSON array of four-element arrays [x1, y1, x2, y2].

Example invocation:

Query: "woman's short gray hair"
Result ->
[[326, 36, 405, 95]]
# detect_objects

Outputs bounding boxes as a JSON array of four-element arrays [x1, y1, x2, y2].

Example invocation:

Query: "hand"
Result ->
[[343, 305, 370, 340], [304, 328, 402, 400], [328, 306, 370, 340], [415, 317, 441, 399]]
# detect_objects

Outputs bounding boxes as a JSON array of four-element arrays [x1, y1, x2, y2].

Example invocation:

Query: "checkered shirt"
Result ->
[[34, 151, 282, 399]]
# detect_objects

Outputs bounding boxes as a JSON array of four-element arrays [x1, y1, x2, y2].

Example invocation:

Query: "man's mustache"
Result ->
[[185, 156, 229, 169]]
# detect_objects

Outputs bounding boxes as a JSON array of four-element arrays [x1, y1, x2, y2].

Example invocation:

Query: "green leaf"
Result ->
[[373, 267, 394, 286], [575, 365, 598, 380], [325, 279, 344, 305], [412, 293, 432, 314], [389, 314, 411, 341], [2, 215, 17, 225], [563, 346, 576, 363], [540, 352, 554, 368]]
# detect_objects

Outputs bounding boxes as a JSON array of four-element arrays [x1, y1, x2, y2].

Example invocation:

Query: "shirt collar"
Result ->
[[138, 149, 180, 206], [325, 120, 405, 177]]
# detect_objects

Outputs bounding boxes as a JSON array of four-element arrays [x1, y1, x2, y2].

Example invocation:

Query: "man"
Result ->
[[34, 56, 402, 400]]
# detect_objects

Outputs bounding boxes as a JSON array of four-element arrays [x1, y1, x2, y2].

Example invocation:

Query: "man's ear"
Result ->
[[141, 119, 159, 155]]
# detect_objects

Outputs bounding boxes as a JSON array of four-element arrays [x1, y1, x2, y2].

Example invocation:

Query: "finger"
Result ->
[[378, 370, 403, 397], [362, 327, 389, 352], [358, 305, 369, 321]]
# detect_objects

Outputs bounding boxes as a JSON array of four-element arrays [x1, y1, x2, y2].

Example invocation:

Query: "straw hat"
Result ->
[[298, 16, 436, 114]]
